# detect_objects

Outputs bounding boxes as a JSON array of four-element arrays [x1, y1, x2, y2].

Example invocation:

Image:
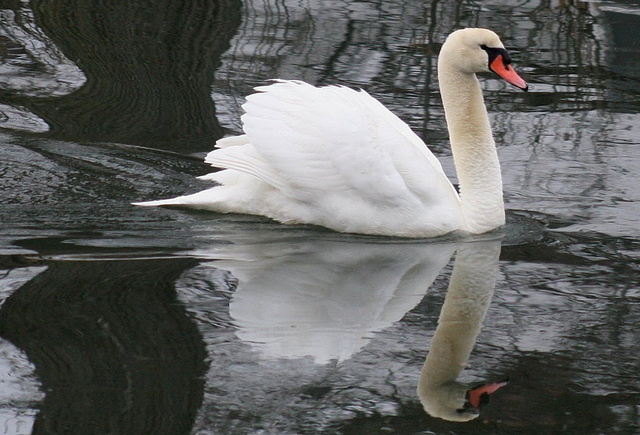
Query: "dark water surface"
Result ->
[[1, 1, 640, 434]]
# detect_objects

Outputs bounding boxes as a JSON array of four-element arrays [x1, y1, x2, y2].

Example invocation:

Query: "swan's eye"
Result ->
[[480, 45, 512, 68]]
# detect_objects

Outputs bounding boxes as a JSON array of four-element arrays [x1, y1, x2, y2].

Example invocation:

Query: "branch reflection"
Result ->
[[0, 0, 242, 150], [0, 257, 206, 434]]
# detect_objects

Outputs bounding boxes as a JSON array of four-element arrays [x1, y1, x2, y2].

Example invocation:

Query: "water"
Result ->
[[1, 0, 640, 433]]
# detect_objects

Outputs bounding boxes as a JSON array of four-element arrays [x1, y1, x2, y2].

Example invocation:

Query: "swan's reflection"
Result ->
[[185, 233, 506, 421], [418, 240, 506, 421], [186, 237, 456, 364]]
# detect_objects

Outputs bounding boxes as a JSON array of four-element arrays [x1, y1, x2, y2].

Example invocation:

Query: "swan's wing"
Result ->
[[207, 80, 459, 209]]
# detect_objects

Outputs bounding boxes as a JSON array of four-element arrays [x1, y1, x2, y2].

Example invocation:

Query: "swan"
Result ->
[[134, 28, 528, 238]]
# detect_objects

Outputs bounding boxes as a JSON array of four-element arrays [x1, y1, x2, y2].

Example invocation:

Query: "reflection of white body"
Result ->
[[136, 29, 527, 237], [418, 241, 502, 422], [186, 236, 456, 364]]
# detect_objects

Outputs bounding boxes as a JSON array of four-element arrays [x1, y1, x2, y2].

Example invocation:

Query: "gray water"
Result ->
[[1, 1, 640, 434]]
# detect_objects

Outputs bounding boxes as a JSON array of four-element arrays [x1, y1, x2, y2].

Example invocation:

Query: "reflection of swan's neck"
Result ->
[[438, 56, 505, 234], [418, 241, 501, 422]]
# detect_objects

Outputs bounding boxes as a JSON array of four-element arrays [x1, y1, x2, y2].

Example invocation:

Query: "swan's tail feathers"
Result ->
[[131, 187, 223, 209], [132, 170, 270, 214], [132, 197, 187, 207], [215, 134, 250, 149]]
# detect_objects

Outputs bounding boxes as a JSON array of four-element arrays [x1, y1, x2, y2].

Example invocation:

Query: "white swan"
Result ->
[[135, 28, 528, 238]]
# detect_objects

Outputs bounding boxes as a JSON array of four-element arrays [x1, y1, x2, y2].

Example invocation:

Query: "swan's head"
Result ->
[[440, 28, 528, 91]]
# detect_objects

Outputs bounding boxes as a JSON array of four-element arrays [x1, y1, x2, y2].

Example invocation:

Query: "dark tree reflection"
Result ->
[[4, 0, 241, 150], [0, 257, 206, 434]]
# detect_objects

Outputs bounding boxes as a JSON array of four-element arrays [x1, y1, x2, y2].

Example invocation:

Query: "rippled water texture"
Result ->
[[1, 1, 640, 433]]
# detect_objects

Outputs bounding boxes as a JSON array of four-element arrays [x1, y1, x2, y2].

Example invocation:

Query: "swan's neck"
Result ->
[[438, 64, 505, 233]]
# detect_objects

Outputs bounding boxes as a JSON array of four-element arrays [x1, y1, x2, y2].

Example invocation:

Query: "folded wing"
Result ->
[[207, 80, 459, 212]]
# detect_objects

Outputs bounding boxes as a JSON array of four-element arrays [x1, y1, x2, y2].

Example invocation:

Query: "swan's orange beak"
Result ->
[[490, 55, 528, 91]]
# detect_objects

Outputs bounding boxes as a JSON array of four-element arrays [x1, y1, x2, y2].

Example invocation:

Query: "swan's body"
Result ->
[[135, 28, 527, 238]]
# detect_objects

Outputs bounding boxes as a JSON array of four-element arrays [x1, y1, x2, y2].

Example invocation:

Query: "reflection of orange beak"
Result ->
[[468, 379, 510, 409], [490, 55, 528, 91]]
